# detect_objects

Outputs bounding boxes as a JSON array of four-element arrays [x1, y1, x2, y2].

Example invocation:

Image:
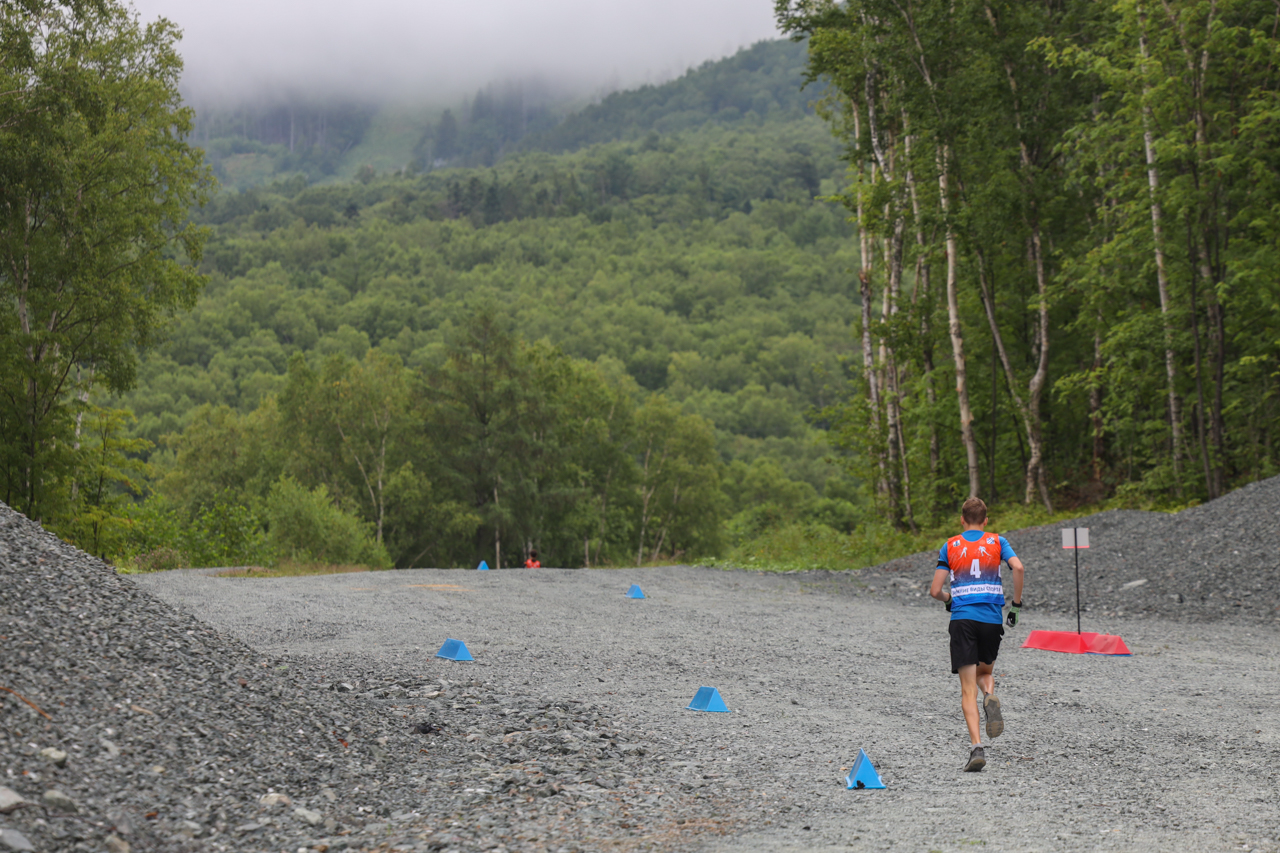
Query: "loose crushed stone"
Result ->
[[4, 478, 1280, 851]]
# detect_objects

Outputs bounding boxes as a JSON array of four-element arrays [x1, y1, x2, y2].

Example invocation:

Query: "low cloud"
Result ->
[[129, 0, 782, 103]]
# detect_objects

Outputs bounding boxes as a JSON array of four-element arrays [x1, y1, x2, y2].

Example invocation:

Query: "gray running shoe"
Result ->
[[963, 746, 986, 772], [983, 693, 1004, 739]]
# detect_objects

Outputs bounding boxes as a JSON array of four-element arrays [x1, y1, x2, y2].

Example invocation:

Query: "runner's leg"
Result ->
[[977, 662, 994, 696], [978, 661, 1003, 738], [957, 665, 982, 745]]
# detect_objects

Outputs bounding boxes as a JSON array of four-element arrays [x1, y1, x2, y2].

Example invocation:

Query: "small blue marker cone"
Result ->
[[477, 560, 489, 571], [845, 748, 885, 789], [686, 686, 730, 713], [626, 584, 645, 599], [435, 638, 474, 661]]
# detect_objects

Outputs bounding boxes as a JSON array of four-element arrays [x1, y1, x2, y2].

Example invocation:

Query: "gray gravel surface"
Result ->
[[6, 480, 1280, 852]]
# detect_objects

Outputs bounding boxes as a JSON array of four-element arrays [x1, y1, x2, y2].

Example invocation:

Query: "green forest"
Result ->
[[3, 0, 1279, 572], [113, 114, 869, 570]]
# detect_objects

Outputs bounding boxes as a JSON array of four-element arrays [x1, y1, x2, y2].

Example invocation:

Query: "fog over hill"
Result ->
[[130, 0, 781, 104], [179, 36, 819, 189]]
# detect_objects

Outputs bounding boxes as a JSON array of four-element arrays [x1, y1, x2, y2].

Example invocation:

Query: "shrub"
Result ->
[[265, 477, 390, 568], [128, 547, 185, 573], [116, 493, 268, 570], [722, 521, 858, 571], [183, 498, 269, 568]]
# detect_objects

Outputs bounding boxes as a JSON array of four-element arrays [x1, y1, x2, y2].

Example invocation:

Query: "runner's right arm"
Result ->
[[930, 568, 951, 608], [931, 542, 952, 608]]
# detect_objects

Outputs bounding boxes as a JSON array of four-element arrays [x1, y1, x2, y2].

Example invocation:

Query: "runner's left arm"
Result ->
[[1007, 556, 1024, 605], [998, 536, 1024, 606]]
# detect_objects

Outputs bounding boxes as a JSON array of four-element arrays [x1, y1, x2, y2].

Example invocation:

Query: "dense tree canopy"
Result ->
[[122, 122, 854, 463], [105, 118, 866, 568]]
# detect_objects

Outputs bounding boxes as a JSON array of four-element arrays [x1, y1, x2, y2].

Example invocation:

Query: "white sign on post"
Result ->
[[1061, 527, 1090, 549]]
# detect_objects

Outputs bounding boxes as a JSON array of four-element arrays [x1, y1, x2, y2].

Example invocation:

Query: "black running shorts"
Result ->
[[948, 619, 1004, 674]]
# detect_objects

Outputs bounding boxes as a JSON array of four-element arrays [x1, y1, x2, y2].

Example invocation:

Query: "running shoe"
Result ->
[[983, 693, 1004, 739], [963, 745, 986, 772]]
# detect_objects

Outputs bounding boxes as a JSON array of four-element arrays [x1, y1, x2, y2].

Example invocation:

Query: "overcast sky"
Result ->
[[128, 0, 782, 103]]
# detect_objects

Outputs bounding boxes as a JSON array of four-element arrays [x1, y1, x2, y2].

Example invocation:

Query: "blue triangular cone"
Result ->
[[845, 748, 885, 789], [686, 686, 730, 712], [435, 638, 474, 661], [477, 560, 489, 571], [626, 584, 645, 599]]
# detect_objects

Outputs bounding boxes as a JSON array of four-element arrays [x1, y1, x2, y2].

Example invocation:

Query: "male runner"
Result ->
[[929, 497, 1024, 772]]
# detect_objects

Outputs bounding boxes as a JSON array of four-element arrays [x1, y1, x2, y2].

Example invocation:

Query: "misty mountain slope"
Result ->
[[195, 39, 823, 190], [192, 101, 378, 191], [326, 107, 432, 181], [517, 38, 819, 154]]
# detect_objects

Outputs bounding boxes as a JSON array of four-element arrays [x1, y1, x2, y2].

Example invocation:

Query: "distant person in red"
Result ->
[[524, 550, 540, 569], [929, 497, 1025, 773]]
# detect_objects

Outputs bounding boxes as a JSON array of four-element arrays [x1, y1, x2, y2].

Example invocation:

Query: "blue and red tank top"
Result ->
[[939, 530, 1016, 624]]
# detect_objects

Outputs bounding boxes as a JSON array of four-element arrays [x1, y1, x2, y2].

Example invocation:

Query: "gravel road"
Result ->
[[133, 562, 1280, 853], [6, 477, 1280, 853]]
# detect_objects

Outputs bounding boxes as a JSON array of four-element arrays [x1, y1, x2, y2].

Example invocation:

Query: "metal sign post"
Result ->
[[1025, 527, 1128, 656], [1061, 528, 1090, 634]]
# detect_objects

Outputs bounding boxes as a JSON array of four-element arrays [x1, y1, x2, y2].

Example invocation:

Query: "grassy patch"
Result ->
[[220, 152, 286, 188], [215, 562, 372, 578], [331, 105, 430, 181]]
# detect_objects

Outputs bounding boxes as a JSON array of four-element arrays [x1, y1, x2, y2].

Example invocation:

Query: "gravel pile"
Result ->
[[839, 475, 1280, 624], [0, 502, 731, 853]]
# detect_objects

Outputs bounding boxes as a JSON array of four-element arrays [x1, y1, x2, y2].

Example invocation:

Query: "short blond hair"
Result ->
[[961, 497, 988, 525]]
